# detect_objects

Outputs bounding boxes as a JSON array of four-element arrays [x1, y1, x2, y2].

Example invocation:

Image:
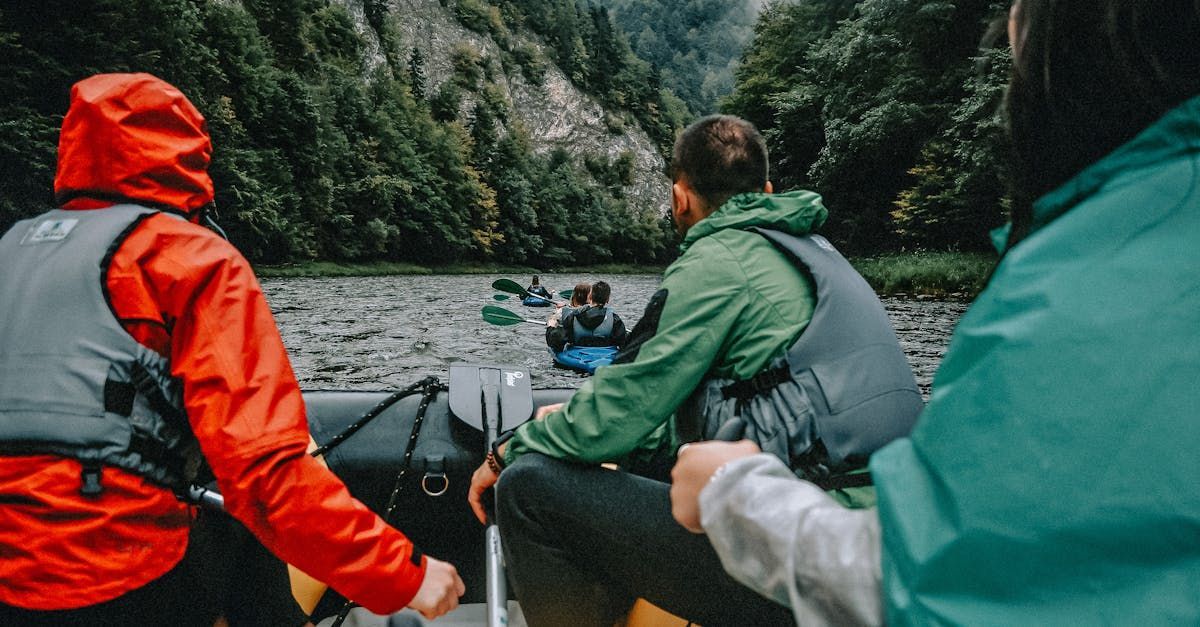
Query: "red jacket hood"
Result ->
[[54, 73, 214, 215]]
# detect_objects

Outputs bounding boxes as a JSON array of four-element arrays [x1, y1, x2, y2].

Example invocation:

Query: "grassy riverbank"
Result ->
[[256, 252, 995, 298], [254, 261, 667, 278], [852, 252, 995, 298]]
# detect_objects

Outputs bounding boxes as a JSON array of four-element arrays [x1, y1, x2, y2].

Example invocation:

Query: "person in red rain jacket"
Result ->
[[0, 73, 463, 625]]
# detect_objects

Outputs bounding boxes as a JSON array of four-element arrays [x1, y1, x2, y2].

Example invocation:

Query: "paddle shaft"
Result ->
[[492, 278, 564, 306], [496, 290, 573, 301], [480, 372, 508, 627], [522, 291, 558, 305], [183, 484, 226, 511], [481, 305, 546, 326]]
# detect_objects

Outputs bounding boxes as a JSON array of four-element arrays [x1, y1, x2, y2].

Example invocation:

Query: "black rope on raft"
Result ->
[[384, 385, 441, 518], [312, 375, 440, 458], [327, 378, 446, 627]]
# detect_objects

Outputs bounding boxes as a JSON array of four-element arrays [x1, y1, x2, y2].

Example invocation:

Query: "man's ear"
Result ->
[[671, 181, 690, 221], [764, 180, 774, 194]]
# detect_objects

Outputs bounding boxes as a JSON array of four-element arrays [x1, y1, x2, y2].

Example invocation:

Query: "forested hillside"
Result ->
[[725, 0, 1011, 253], [0, 0, 684, 266], [2, 0, 1019, 264], [458, 0, 690, 151], [593, 0, 761, 114]]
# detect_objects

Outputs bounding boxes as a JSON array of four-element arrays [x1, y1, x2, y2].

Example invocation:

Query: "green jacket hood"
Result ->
[[681, 190, 828, 252]]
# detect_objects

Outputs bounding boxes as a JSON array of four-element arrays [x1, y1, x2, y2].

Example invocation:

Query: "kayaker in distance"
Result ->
[[0, 73, 463, 625], [522, 275, 554, 306], [545, 280, 627, 352], [669, 1, 1200, 624], [469, 114, 918, 626]]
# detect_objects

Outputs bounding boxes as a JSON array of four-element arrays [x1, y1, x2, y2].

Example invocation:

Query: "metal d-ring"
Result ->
[[421, 472, 449, 497]]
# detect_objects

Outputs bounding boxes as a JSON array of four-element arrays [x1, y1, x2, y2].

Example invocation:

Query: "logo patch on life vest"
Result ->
[[504, 370, 524, 387], [23, 218, 80, 244]]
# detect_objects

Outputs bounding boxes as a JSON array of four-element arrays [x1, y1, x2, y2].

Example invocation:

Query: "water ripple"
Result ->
[[263, 273, 967, 396]]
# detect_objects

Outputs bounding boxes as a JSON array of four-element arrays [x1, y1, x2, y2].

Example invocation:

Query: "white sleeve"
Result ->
[[699, 454, 884, 626]]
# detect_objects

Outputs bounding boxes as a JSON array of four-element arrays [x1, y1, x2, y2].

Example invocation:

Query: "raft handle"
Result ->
[[421, 454, 449, 497]]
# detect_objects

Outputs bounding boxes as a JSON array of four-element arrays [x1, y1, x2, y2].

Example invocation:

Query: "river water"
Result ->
[[263, 273, 968, 395]]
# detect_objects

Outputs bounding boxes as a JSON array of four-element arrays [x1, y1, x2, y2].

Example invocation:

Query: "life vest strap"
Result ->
[[720, 365, 792, 400], [815, 471, 873, 491]]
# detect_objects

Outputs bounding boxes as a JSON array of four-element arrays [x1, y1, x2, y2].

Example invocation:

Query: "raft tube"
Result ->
[[552, 345, 618, 374], [305, 386, 574, 607], [522, 295, 553, 307]]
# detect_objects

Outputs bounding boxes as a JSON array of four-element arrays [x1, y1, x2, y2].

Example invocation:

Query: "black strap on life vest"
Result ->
[[814, 472, 874, 491], [720, 365, 792, 400]]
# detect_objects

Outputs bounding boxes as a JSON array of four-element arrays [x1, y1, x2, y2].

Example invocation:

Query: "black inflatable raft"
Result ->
[[304, 384, 574, 607]]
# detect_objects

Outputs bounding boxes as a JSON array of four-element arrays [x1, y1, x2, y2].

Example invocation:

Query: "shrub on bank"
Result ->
[[257, 253, 993, 298], [852, 252, 995, 298]]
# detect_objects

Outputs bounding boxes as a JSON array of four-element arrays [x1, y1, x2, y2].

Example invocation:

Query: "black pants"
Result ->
[[0, 509, 309, 627], [495, 453, 794, 627]]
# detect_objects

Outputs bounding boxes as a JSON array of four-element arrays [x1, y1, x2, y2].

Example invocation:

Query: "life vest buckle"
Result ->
[[80, 462, 103, 498]]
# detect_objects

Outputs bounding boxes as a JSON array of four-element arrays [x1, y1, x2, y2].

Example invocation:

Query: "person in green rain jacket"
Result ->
[[468, 115, 830, 626], [668, 1, 1200, 625]]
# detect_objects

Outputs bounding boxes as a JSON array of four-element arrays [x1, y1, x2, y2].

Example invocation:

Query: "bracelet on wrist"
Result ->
[[486, 451, 504, 474], [488, 429, 518, 473]]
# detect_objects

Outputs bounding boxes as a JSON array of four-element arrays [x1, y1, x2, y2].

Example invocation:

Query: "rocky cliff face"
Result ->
[[335, 0, 670, 216]]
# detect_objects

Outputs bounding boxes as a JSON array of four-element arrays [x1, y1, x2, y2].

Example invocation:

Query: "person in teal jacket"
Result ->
[[669, 1, 1200, 624]]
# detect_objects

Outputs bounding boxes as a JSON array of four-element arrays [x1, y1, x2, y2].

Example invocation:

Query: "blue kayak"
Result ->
[[552, 346, 618, 374], [522, 295, 553, 307]]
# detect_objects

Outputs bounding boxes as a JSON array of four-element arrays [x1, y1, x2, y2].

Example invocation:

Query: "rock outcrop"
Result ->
[[336, 0, 670, 215]]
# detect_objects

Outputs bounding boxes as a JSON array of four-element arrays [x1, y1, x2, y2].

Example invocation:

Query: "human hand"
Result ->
[[546, 314, 560, 327], [406, 556, 466, 619], [534, 402, 563, 420], [468, 460, 500, 525], [670, 440, 762, 533]]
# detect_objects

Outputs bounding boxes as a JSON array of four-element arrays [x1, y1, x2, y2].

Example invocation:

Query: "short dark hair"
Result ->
[[670, 115, 769, 210], [590, 281, 611, 306]]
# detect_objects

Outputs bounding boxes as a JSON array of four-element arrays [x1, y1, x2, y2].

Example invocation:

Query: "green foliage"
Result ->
[[453, 0, 495, 34], [585, 152, 636, 191], [507, 42, 544, 85], [893, 45, 1011, 251], [724, 0, 1011, 253], [450, 42, 487, 89], [408, 48, 427, 99], [852, 251, 996, 297], [593, 0, 760, 115], [0, 0, 675, 268]]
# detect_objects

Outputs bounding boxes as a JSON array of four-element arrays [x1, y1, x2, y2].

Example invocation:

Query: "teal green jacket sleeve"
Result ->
[[506, 238, 749, 465]]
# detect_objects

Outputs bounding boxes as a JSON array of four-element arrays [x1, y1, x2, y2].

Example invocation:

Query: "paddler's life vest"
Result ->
[[569, 306, 616, 346], [0, 205, 205, 496], [676, 228, 923, 486]]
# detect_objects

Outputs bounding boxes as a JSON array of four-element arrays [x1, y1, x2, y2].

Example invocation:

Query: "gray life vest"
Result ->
[[570, 306, 615, 341], [676, 228, 923, 482], [0, 205, 204, 496]]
